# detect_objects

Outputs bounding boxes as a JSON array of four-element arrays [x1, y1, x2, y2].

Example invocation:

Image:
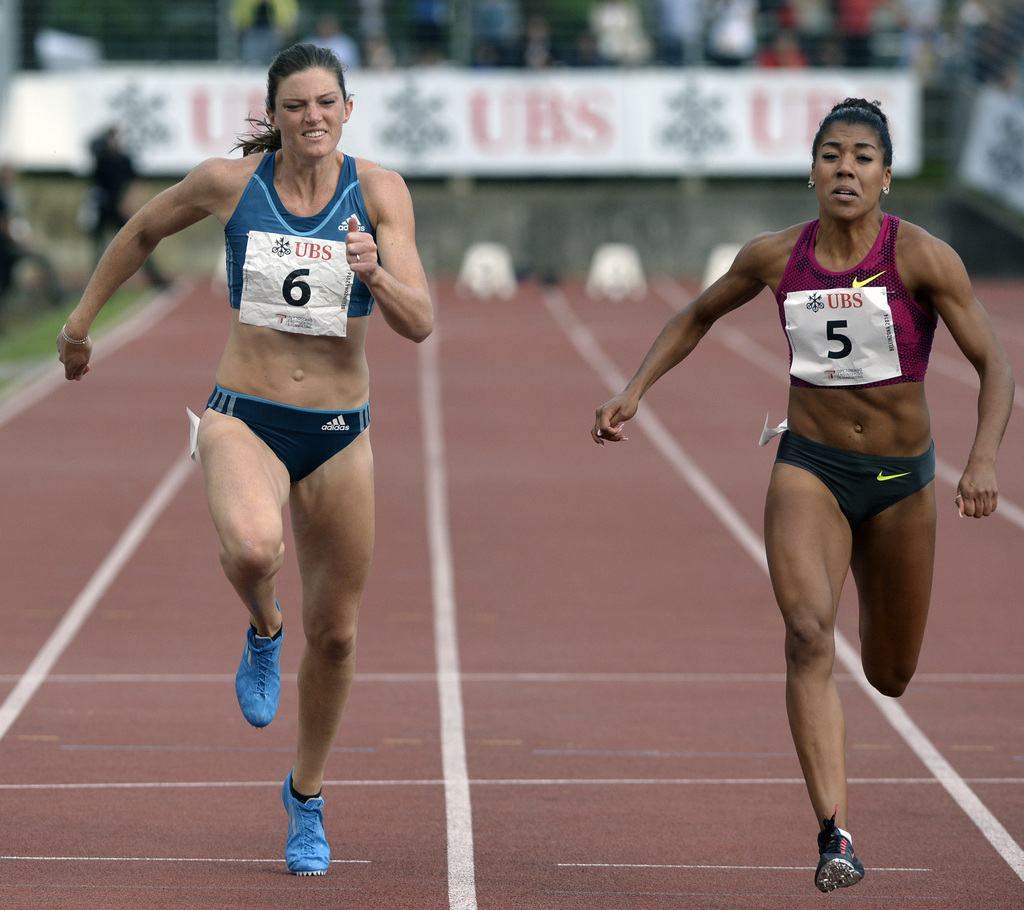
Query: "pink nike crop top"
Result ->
[[775, 214, 937, 388]]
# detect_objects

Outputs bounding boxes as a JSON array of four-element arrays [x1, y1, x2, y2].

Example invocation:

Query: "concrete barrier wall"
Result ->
[[13, 174, 1024, 284]]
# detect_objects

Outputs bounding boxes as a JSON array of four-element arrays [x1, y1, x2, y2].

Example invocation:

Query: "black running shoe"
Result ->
[[815, 813, 865, 893]]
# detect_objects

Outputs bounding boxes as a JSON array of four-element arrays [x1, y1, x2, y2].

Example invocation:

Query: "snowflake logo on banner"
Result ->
[[378, 81, 451, 159], [659, 84, 729, 157], [105, 83, 172, 155], [806, 293, 824, 313], [986, 114, 1024, 185], [272, 237, 292, 257]]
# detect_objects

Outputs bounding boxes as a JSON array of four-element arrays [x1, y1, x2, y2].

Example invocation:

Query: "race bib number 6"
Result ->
[[784, 286, 902, 386], [239, 230, 355, 337]]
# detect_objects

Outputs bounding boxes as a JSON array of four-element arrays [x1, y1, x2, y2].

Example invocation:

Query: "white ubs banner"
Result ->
[[959, 85, 1024, 216], [0, 65, 921, 178]]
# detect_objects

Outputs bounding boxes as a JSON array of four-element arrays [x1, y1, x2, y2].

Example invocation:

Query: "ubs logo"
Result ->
[[295, 242, 333, 260]]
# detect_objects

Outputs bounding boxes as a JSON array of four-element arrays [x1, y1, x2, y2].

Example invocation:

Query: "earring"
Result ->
[[807, 179, 815, 188], [883, 185, 890, 195]]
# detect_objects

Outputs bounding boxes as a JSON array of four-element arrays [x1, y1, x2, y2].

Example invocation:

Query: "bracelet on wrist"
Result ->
[[61, 324, 90, 346]]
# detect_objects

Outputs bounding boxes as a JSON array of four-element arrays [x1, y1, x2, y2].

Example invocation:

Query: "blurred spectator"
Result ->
[[569, 29, 610, 65], [758, 0, 794, 34], [412, 0, 449, 63], [757, 28, 810, 66], [995, 0, 1024, 89], [0, 166, 25, 317], [655, 0, 704, 64], [0, 164, 62, 322], [522, 16, 558, 67], [868, 0, 905, 68], [835, 0, 882, 67], [302, 13, 361, 68], [365, 35, 398, 68], [962, 0, 1024, 87], [889, 0, 943, 78], [705, 0, 757, 65], [958, 0, 997, 83], [357, 0, 388, 51], [788, 0, 834, 65], [589, 0, 652, 65], [86, 128, 167, 289], [232, 0, 299, 65], [473, 0, 523, 66]]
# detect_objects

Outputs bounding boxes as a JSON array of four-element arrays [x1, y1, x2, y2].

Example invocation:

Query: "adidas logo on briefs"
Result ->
[[322, 416, 350, 431]]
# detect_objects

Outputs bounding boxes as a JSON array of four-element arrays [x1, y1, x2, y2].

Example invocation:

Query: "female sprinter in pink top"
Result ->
[[592, 97, 1013, 893]]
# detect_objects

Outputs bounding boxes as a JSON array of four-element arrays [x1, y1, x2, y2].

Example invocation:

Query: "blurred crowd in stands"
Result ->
[[224, 0, 1024, 88], [16, 0, 1024, 91]]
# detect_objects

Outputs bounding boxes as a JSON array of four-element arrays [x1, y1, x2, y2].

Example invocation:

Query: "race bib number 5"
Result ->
[[239, 230, 355, 336], [784, 286, 901, 386]]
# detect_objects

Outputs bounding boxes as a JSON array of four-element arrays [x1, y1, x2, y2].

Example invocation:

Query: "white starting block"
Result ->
[[456, 242, 517, 300], [701, 242, 743, 291], [586, 243, 646, 302]]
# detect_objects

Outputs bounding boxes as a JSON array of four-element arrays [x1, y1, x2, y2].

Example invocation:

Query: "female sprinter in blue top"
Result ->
[[58, 43, 433, 875]]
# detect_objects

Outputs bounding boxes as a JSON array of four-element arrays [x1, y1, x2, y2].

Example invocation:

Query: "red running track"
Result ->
[[0, 275, 1022, 909]]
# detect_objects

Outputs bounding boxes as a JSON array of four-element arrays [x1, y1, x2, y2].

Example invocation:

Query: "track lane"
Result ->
[[0, 276, 1020, 908]]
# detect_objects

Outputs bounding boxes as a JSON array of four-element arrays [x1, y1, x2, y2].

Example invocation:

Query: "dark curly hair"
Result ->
[[234, 43, 349, 156], [812, 98, 893, 169]]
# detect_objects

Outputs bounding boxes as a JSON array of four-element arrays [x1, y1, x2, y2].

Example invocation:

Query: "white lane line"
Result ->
[[0, 855, 367, 865], [419, 328, 479, 910], [555, 862, 930, 873], [547, 292, 767, 572], [545, 286, 1024, 883], [8, 671, 1021, 684], [1, 776, 1021, 792], [0, 452, 195, 743]]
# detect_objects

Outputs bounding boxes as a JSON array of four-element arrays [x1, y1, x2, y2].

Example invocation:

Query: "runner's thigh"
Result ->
[[197, 409, 291, 548], [290, 431, 375, 626], [765, 462, 853, 627], [851, 482, 936, 693]]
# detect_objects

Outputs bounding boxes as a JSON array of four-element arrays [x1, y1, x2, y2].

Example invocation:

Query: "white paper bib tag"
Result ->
[[758, 414, 788, 446], [239, 230, 354, 337], [784, 286, 901, 386]]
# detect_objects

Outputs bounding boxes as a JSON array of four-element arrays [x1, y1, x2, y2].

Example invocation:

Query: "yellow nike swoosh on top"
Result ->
[[852, 271, 886, 289], [877, 471, 911, 482]]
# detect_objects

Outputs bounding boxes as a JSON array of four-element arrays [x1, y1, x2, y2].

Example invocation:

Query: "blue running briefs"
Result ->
[[205, 385, 370, 482]]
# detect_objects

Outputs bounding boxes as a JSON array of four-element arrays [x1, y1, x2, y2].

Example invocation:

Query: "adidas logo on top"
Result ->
[[322, 416, 350, 431]]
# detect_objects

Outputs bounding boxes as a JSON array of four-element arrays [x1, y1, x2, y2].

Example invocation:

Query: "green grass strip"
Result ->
[[0, 290, 147, 395]]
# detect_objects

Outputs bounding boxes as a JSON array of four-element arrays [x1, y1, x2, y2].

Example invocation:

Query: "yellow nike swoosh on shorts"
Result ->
[[876, 471, 911, 481], [852, 271, 886, 289]]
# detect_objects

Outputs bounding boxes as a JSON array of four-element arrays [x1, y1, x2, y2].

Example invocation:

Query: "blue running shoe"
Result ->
[[282, 772, 331, 875], [234, 624, 281, 727], [815, 813, 865, 892]]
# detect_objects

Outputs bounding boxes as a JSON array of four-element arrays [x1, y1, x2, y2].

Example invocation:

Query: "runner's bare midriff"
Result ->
[[214, 310, 370, 410], [786, 382, 931, 456]]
